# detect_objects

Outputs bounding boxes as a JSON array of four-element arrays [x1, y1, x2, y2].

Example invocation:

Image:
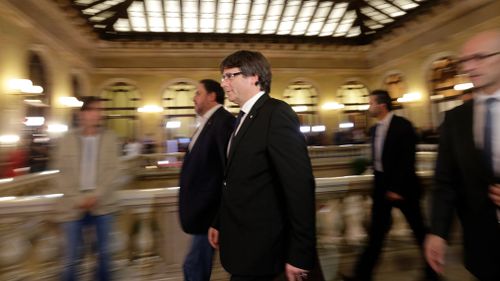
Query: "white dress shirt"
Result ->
[[227, 91, 266, 155], [473, 89, 500, 177], [234, 91, 266, 136], [374, 112, 394, 172], [189, 104, 222, 151], [80, 135, 99, 191]]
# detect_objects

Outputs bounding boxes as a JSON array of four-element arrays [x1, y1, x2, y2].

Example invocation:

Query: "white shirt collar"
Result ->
[[200, 104, 222, 121], [377, 111, 394, 127], [241, 91, 266, 114], [475, 88, 500, 103]]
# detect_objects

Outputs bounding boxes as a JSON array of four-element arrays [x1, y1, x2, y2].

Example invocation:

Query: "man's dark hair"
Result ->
[[219, 50, 272, 94], [80, 96, 102, 111], [200, 79, 225, 104], [370, 90, 393, 111]]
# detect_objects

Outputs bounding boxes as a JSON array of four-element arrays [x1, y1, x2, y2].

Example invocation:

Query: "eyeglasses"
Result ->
[[457, 51, 500, 65], [221, 72, 243, 82]]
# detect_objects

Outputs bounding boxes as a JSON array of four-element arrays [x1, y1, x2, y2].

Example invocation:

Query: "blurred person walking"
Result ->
[[343, 90, 439, 281], [54, 96, 121, 281], [425, 30, 500, 281]]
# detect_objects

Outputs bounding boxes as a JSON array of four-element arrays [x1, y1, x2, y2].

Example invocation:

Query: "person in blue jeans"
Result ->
[[53, 96, 121, 281]]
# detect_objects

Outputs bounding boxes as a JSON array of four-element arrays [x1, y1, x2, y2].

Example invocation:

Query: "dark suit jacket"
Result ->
[[431, 100, 500, 279], [371, 114, 421, 199], [216, 94, 316, 276], [178, 106, 235, 234]]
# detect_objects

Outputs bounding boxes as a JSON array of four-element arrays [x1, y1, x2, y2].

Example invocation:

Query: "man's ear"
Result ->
[[250, 75, 260, 87], [207, 92, 217, 102]]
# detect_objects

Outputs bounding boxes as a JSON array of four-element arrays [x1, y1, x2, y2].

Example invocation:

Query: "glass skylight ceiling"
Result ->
[[71, 0, 433, 42]]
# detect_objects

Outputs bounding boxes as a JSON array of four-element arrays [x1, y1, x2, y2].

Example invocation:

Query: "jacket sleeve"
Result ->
[[430, 112, 458, 240], [51, 134, 85, 208], [267, 102, 316, 270]]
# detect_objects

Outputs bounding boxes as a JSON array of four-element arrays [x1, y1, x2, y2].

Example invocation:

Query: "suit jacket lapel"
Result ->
[[226, 94, 269, 169], [189, 107, 220, 154]]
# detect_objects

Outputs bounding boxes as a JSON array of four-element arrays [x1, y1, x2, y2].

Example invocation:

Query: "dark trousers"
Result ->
[[230, 275, 277, 281], [353, 172, 438, 281], [183, 234, 215, 281]]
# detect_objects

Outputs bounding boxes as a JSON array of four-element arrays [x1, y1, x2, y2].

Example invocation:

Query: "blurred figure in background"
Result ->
[[53, 96, 121, 281], [178, 79, 234, 281], [142, 133, 156, 154], [343, 90, 438, 281], [1, 135, 29, 178], [425, 30, 500, 281], [123, 138, 142, 157]]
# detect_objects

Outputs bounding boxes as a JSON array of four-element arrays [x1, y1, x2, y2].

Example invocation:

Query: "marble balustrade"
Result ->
[[0, 171, 435, 280]]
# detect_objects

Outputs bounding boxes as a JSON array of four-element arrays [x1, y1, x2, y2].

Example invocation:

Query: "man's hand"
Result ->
[[208, 227, 219, 249], [424, 234, 447, 274], [489, 184, 500, 207], [285, 263, 309, 281], [77, 196, 98, 210], [386, 191, 403, 201]]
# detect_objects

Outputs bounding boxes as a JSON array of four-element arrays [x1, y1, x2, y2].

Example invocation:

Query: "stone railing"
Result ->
[[0, 170, 60, 196], [0, 171, 434, 280]]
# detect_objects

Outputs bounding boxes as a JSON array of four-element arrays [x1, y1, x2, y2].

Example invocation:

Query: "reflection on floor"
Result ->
[[4, 237, 476, 280]]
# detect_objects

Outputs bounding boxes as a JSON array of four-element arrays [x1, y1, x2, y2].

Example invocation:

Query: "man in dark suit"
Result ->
[[208, 50, 316, 281], [343, 90, 438, 281], [178, 79, 235, 281], [425, 30, 500, 281]]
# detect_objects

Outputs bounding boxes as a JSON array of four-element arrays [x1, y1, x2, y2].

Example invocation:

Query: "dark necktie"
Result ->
[[227, 111, 245, 156], [484, 97, 496, 172], [233, 110, 246, 136]]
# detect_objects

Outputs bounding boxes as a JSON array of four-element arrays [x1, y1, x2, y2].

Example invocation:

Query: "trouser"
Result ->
[[62, 213, 112, 281], [353, 172, 438, 281], [183, 234, 215, 281]]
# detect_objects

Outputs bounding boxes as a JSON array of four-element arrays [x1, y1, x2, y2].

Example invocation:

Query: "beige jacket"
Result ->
[[53, 129, 121, 222]]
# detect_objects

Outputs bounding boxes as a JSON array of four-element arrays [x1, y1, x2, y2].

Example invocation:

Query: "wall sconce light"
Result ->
[[453, 74, 474, 91], [300, 126, 311, 133], [453, 82, 474, 91], [23, 117, 45, 127], [0, 134, 20, 145], [47, 124, 68, 133], [322, 102, 345, 110], [311, 125, 326, 132], [166, 121, 181, 129], [397, 92, 422, 103], [343, 104, 369, 111], [339, 122, 354, 129], [137, 105, 163, 113], [7, 79, 44, 94], [292, 106, 308, 112], [59, 97, 83, 108]]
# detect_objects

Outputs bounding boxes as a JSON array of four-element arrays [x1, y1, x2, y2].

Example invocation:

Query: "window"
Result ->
[[283, 81, 319, 126], [428, 56, 470, 127], [100, 82, 140, 139], [162, 81, 197, 147]]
